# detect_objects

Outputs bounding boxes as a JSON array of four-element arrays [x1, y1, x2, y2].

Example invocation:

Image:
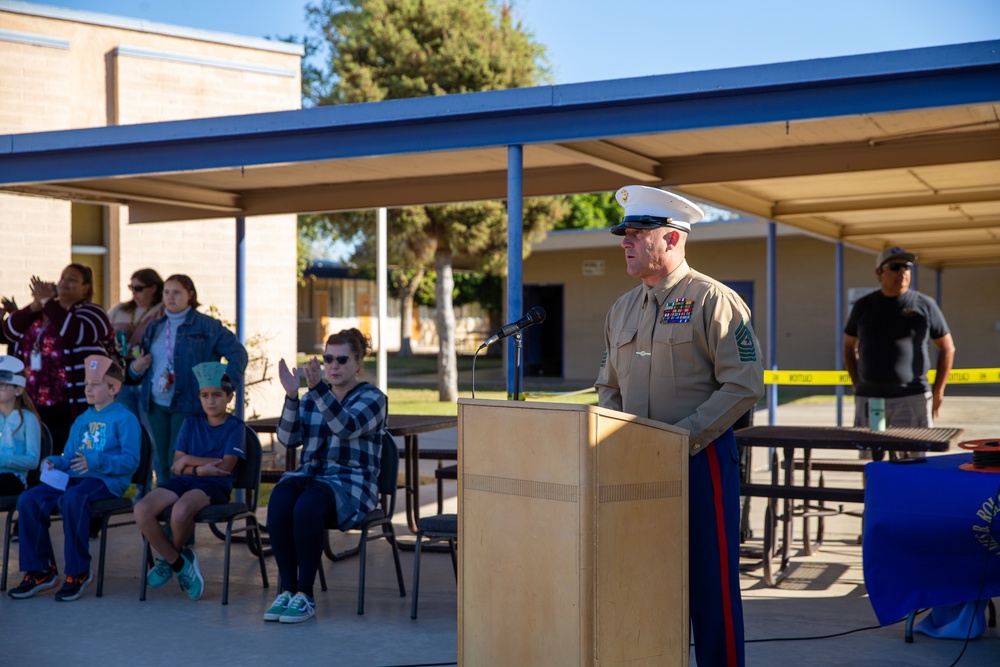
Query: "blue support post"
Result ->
[[767, 222, 777, 425], [506, 145, 524, 399], [835, 241, 844, 426], [235, 216, 246, 420]]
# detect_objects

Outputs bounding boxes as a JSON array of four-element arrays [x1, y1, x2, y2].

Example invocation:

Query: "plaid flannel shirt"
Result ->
[[276, 380, 387, 529]]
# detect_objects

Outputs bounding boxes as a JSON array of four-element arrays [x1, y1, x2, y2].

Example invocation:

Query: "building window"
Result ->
[[71, 203, 109, 307]]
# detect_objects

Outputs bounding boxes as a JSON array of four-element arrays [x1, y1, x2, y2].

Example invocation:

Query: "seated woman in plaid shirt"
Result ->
[[263, 328, 387, 624]]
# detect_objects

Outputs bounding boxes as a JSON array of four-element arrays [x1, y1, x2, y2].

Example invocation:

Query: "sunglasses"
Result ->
[[128, 284, 151, 292], [322, 354, 351, 365], [884, 262, 912, 272]]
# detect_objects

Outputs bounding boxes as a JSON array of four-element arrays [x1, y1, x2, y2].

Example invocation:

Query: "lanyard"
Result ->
[[32, 320, 50, 352], [164, 320, 175, 373]]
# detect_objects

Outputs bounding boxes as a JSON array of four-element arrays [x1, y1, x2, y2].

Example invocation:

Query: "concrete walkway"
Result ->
[[1, 397, 997, 666]]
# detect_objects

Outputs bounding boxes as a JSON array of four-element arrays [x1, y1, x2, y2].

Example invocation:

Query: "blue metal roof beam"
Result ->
[[0, 41, 997, 187]]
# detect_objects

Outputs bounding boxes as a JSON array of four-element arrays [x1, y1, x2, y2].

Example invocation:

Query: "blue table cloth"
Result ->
[[863, 452, 1000, 626]]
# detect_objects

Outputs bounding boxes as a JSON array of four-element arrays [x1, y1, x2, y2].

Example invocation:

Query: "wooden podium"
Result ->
[[457, 399, 689, 666]]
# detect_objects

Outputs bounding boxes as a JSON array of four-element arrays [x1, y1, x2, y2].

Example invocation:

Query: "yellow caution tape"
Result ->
[[931, 368, 1000, 384], [764, 368, 1000, 385], [764, 371, 851, 385]]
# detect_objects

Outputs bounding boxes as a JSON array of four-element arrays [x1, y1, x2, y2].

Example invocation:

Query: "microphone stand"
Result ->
[[510, 331, 524, 401]]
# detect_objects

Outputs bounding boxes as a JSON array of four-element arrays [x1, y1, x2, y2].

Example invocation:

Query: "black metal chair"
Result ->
[[0, 423, 53, 590], [409, 512, 457, 620], [139, 427, 269, 605], [88, 424, 154, 597], [316, 431, 406, 614]]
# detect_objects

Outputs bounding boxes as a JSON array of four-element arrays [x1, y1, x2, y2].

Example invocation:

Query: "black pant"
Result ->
[[37, 401, 74, 456], [0, 473, 26, 496]]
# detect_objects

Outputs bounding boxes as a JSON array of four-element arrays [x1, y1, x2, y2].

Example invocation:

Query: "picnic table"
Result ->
[[735, 425, 964, 586]]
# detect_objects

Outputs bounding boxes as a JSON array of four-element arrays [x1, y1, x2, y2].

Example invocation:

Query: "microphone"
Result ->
[[482, 306, 546, 347]]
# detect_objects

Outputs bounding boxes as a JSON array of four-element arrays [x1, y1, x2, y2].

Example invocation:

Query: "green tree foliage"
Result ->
[[304, 0, 548, 104], [555, 192, 622, 230], [299, 0, 566, 400]]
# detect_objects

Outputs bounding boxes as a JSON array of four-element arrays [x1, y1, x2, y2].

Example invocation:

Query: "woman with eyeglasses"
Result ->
[[1, 264, 112, 454], [107, 269, 165, 418], [129, 274, 247, 485], [263, 328, 387, 624]]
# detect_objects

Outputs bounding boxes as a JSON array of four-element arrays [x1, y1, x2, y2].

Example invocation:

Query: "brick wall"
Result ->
[[0, 7, 301, 417]]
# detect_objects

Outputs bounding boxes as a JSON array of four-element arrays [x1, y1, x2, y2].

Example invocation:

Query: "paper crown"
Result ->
[[84, 354, 123, 390], [0, 356, 26, 387], [610, 185, 705, 236], [192, 361, 231, 390]]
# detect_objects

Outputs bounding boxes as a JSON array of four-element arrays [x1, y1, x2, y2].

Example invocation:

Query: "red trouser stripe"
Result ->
[[706, 442, 738, 667]]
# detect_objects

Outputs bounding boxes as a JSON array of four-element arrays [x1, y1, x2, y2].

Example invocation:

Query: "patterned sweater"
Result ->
[[2, 299, 112, 416], [276, 381, 387, 529]]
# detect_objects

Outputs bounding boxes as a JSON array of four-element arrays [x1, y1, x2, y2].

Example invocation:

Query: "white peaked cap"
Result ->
[[610, 185, 705, 235]]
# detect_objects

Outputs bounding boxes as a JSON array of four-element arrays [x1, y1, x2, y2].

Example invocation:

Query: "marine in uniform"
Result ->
[[596, 185, 764, 667]]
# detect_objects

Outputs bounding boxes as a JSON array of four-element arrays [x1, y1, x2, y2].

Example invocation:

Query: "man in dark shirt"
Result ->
[[843, 246, 955, 446]]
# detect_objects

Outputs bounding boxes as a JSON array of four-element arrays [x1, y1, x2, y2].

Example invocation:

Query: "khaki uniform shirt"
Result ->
[[596, 261, 764, 456]]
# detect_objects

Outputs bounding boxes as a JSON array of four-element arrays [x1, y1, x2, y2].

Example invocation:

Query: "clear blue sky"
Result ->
[[33, 0, 1000, 84]]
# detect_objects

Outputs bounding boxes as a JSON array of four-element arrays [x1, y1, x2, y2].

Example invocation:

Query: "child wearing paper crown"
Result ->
[[7, 355, 140, 602], [133, 361, 245, 601], [0, 356, 41, 496]]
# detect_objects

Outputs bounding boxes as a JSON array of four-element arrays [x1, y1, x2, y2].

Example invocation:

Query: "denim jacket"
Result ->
[[130, 309, 248, 415]]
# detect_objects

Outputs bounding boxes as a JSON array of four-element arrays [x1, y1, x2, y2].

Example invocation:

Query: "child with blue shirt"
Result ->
[[134, 361, 245, 601], [0, 356, 41, 496], [8, 355, 140, 602]]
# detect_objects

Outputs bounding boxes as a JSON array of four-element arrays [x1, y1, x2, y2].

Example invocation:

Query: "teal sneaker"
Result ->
[[263, 590, 293, 622], [279, 592, 316, 624], [176, 547, 204, 601], [146, 558, 173, 589]]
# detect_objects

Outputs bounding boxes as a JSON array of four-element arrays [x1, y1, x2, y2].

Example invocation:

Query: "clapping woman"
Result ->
[[128, 274, 247, 485], [263, 329, 387, 624], [2, 264, 112, 453]]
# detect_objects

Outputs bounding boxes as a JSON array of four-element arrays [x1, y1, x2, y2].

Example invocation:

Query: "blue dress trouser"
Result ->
[[17, 477, 115, 576], [688, 428, 745, 667]]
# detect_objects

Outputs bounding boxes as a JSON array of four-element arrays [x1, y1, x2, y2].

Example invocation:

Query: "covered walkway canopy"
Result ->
[[1, 40, 998, 270]]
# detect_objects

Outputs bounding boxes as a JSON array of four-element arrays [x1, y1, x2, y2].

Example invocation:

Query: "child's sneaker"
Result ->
[[54, 571, 93, 602], [279, 592, 316, 623], [176, 547, 204, 601], [146, 557, 173, 589], [7, 568, 59, 599], [263, 590, 293, 621]]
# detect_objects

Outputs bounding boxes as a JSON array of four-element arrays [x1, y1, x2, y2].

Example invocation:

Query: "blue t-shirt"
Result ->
[[175, 414, 246, 479]]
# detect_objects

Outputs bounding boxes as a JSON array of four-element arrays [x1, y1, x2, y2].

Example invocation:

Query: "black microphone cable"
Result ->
[[471, 341, 485, 399]]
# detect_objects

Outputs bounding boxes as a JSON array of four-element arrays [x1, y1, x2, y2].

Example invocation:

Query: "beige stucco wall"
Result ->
[[525, 230, 1000, 385], [0, 6, 301, 418]]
